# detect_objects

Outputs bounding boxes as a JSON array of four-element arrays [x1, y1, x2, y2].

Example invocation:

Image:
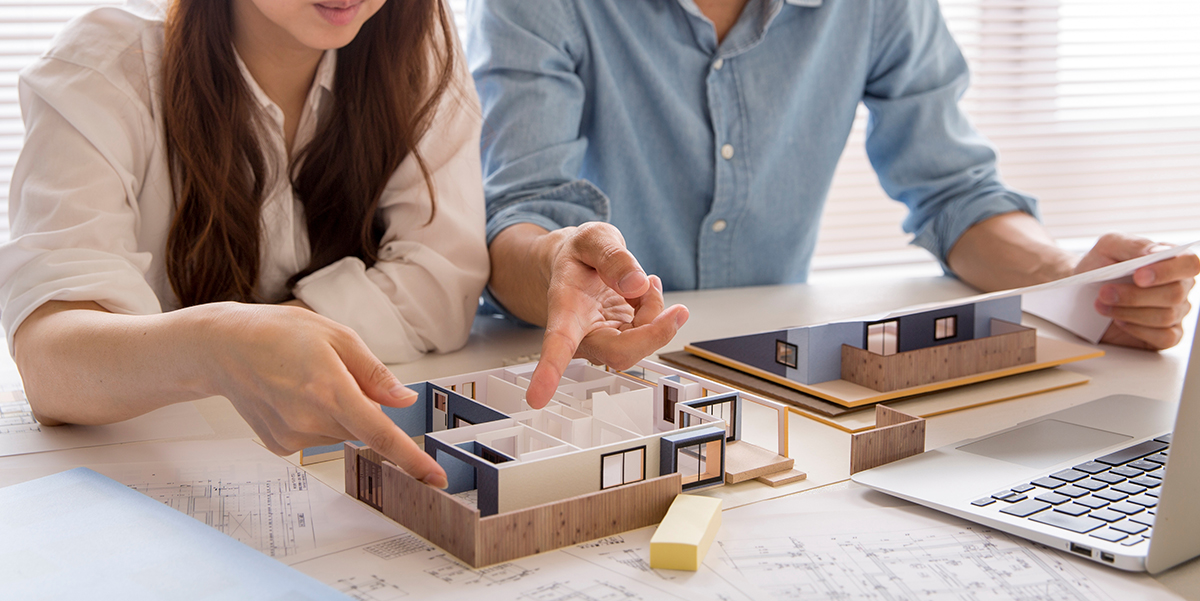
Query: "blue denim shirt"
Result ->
[[467, 0, 1039, 292]]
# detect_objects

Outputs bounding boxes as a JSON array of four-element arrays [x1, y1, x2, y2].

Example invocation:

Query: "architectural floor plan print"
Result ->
[[128, 465, 316, 558], [517, 580, 644, 601], [0, 388, 213, 457], [0, 390, 40, 435], [336, 575, 410, 601], [715, 527, 1110, 600]]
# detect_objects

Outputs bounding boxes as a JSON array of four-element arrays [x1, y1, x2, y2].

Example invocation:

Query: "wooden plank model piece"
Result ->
[[756, 468, 808, 487], [315, 358, 796, 567], [649, 494, 723, 571], [724, 441, 793, 484], [849, 406, 926, 474], [685, 295, 1103, 408]]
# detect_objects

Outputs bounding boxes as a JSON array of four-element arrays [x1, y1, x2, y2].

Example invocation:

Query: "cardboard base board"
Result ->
[[658, 350, 1090, 433], [685, 335, 1101, 408], [797, 367, 1090, 433]]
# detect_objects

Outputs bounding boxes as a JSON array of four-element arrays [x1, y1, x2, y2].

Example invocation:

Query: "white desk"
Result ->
[[2, 275, 1198, 597]]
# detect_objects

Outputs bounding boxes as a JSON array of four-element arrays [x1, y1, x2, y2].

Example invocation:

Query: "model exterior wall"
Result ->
[[973, 296, 1023, 338], [893, 304, 976, 352], [795, 322, 863, 384], [690, 330, 790, 377], [345, 442, 682, 568], [840, 320, 1036, 392], [494, 434, 664, 514]]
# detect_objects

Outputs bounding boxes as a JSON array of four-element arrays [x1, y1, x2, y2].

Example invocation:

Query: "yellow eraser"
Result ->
[[649, 494, 722, 571]]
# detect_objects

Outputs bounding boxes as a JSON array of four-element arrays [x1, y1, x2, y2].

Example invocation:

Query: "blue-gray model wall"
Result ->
[[424, 384, 507, 432], [379, 383, 427, 437], [973, 296, 1023, 337], [800, 322, 863, 384], [894, 304, 976, 353], [691, 330, 790, 376], [425, 436, 502, 516]]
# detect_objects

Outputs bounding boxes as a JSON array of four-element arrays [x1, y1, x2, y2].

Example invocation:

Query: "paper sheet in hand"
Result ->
[[0, 467, 348, 600]]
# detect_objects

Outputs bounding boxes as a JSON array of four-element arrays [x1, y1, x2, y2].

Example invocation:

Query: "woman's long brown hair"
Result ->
[[161, 0, 456, 306]]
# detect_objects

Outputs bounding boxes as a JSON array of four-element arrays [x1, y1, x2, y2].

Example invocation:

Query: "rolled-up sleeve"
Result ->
[[467, 0, 611, 245], [0, 59, 161, 353], [293, 62, 490, 364], [863, 0, 1039, 267]]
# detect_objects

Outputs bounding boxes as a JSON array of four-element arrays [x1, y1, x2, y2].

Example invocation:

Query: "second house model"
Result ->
[[686, 296, 1103, 407], [305, 359, 797, 567]]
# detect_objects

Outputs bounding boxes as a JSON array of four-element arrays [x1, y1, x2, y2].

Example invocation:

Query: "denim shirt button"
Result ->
[[712, 58, 725, 71], [711, 219, 728, 233], [720, 144, 735, 160]]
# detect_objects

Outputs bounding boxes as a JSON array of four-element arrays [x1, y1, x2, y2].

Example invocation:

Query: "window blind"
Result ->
[[815, 0, 1200, 270]]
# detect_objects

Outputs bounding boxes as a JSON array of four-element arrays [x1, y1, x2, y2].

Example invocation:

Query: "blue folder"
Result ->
[[0, 467, 348, 600]]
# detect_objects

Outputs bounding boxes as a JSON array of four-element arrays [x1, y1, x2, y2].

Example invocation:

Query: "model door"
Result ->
[[662, 383, 679, 424], [432, 390, 448, 432]]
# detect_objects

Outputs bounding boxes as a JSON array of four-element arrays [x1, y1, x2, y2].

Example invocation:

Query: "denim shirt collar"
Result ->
[[675, 0, 823, 57]]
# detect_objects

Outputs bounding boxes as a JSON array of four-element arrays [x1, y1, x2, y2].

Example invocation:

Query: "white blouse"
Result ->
[[0, 1, 489, 364]]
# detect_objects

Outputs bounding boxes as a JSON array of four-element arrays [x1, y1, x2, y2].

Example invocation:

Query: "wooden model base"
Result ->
[[849, 407, 926, 474], [345, 442, 682, 568], [686, 335, 1102, 408]]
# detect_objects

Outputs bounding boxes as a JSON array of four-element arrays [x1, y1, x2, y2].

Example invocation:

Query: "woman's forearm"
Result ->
[[13, 300, 216, 425]]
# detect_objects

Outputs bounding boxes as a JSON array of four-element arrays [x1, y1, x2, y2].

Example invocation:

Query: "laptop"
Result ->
[[852, 311, 1200, 573]]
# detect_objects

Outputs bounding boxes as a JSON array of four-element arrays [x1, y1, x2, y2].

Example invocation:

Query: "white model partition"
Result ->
[[484, 375, 529, 414], [593, 388, 655, 436]]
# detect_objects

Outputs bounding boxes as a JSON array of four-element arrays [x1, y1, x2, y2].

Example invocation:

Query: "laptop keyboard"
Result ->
[[970, 433, 1171, 547]]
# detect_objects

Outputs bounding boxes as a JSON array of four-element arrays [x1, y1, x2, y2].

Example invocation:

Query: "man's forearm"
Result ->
[[946, 212, 1078, 292], [487, 223, 561, 326]]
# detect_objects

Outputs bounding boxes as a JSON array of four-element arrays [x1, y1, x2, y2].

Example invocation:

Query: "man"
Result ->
[[467, 0, 1199, 407]]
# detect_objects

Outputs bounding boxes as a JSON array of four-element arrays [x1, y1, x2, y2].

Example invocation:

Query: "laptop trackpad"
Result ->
[[958, 419, 1132, 470]]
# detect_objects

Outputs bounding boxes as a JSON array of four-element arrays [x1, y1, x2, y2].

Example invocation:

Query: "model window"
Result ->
[[935, 316, 957, 340], [601, 447, 646, 490], [676, 439, 723, 486], [478, 445, 511, 464], [867, 321, 898, 356], [356, 455, 384, 511], [775, 340, 798, 369], [701, 399, 736, 440], [460, 381, 476, 399], [434, 390, 447, 412]]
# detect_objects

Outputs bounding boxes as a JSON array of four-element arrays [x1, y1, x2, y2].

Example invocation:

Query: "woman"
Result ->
[[0, 0, 490, 488]]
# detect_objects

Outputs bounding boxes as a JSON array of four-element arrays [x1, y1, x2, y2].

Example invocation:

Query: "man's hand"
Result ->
[[949, 212, 1198, 351], [1077, 234, 1199, 350], [488, 223, 688, 408]]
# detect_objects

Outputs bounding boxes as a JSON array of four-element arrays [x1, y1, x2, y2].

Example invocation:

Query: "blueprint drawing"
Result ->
[[714, 526, 1109, 600], [129, 466, 315, 558]]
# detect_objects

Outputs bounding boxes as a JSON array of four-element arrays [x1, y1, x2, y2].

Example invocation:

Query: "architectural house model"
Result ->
[[307, 359, 795, 567], [686, 296, 1103, 407]]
